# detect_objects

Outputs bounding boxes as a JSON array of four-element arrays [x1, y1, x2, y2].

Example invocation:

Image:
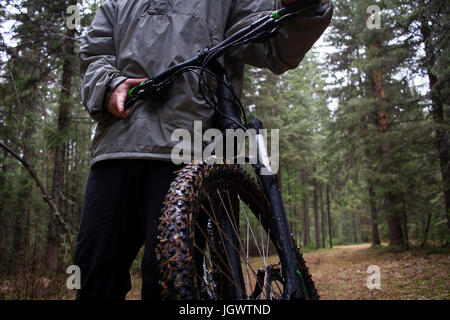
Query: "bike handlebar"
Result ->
[[124, 0, 323, 110]]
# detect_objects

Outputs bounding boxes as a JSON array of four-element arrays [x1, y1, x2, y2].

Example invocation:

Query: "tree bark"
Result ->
[[313, 178, 320, 249], [343, 210, 349, 243], [419, 0, 450, 230], [403, 205, 409, 250], [47, 6, 77, 271], [385, 192, 405, 247], [0, 163, 9, 263], [302, 196, 310, 246], [421, 211, 432, 247], [290, 168, 299, 240], [368, 180, 381, 245], [9, 68, 36, 273], [326, 185, 332, 248], [13, 167, 32, 272], [370, 40, 405, 247], [319, 184, 326, 248], [352, 212, 358, 243], [429, 72, 450, 229]]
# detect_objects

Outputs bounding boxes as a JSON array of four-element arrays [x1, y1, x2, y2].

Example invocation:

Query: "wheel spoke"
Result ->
[[200, 194, 260, 297], [193, 223, 248, 298]]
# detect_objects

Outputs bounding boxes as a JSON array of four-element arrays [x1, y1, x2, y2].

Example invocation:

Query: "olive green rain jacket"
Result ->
[[80, 0, 333, 166]]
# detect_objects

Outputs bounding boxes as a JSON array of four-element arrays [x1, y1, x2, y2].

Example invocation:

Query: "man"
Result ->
[[75, 0, 333, 300]]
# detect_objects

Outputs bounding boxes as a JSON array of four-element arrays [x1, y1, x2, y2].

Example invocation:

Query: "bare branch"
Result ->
[[0, 141, 75, 252]]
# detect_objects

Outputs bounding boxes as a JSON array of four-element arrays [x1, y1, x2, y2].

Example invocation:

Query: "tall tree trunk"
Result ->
[[10, 69, 35, 273], [313, 178, 320, 249], [421, 211, 432, 247], [290, 169, 299, 240], [319, 184, 326, 248], [292, 205, 297, 240], [302, 196, 310, 246], [385, 192, 405, 247], [286, 166, 293, 228], [326, 185, 333, 248], [343, 210, 349, 243], [12, 210, 25, 272], [403, 205, 409, 250], [370, 40, 405, 247], [419, 0, 450, 230], [14, 167, 32, 273], [24, 206, 31, 278], [368, 180, 381, 245], [429, 73, 450, 229], [0, 164, 9, 263], [47, 11, 76, 271], [352, 212, 358, 243]]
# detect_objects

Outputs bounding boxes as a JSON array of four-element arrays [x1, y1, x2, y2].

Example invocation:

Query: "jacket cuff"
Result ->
[[103, 75, 128, 111]]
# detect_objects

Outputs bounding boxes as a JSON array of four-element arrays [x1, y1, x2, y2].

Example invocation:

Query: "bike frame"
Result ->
[[125, 0, 323, 299]]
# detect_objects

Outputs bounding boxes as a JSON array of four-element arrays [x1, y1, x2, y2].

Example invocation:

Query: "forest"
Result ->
[[0, 0, 448, 300]]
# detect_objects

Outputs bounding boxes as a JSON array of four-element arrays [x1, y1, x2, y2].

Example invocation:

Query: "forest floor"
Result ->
[[1, 243, 447, 300], [126, 243, 450, 300], [301, 243, 449, 300]]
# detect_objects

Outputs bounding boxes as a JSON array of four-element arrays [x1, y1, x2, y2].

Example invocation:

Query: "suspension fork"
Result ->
[[248, 119, 306, 300]]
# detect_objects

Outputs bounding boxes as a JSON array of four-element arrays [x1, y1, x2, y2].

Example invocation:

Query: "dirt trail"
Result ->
[[302, 244, 449, 300], [126, 243, 449, 300]]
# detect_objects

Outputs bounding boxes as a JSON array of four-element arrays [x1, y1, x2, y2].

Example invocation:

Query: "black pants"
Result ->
[[74, 159, 180, 300]]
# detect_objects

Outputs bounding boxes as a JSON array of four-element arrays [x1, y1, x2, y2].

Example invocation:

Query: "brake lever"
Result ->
[[124, 79, 171, 111]]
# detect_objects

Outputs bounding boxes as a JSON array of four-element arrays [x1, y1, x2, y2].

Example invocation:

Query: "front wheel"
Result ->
[[156, 162, 318, 300]]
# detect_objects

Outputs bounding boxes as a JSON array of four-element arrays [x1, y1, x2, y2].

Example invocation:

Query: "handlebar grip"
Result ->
[[124, 80, 147, 111], [127, 80, 147, 99]]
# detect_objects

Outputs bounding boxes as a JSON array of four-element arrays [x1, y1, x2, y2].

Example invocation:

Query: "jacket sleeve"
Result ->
[[80, 0, 127, 121], [225, 0, 333, 75]]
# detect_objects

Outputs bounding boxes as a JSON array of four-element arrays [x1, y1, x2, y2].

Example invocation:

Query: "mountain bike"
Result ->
[[125, 0, 325, 300]]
